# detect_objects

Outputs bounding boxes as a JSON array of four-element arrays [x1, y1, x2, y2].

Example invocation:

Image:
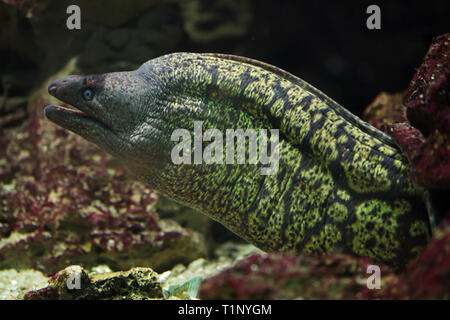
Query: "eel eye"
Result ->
[[82, 88, 94, 101]]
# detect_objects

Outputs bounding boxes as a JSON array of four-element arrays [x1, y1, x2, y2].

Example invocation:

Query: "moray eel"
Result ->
[[44, 53, 431, 269]]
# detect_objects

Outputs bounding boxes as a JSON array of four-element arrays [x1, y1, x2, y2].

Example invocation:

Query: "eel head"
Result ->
[[44, 71, 168, 169]]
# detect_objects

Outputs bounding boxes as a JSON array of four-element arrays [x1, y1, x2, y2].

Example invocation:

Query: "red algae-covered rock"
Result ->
[[363, 34, 449, 225], [399, 217, 450, 299], [0, 93, 206, 274], [364, 34, 449, 190], [199, 253, 384, 299], [393, 34, 449, 189], [366, 215, 450, 300], [199, 215, 450, 300]]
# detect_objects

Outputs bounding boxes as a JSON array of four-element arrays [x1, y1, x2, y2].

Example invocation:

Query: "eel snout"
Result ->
[[44, 76, 106, 132]]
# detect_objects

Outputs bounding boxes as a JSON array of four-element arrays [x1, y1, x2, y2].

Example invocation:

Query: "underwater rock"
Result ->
[[199, 252, 380, 299], [0, 95, 28, 128], [401, 217, 450, 299], [180, 0, 251, 42], [0, 0, 43, 63], [399, 33, 450, 189], [75, 0, 158, 28], [364, 215, 450, 299], [0, 79, 207, 274], [77, 4, 184, 73], [362, 34, 450, 226], [362, 92, 407, 131], [0, 268, 49, 299], [389, 34, 449, 189], [160, 242, 261, 295], [24, 265, 163, 300], [105, 28, 131, 49], [23, 242, 261, 300], [199, 214, 450, 300]]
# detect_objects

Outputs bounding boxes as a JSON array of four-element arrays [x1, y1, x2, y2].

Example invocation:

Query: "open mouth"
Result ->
[[44, 103, 109, 136], [46, 104, 90, 117], [44, 103, 101, 123]]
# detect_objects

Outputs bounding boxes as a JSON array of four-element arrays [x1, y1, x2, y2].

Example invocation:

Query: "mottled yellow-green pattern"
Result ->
[[46, 52, 432, 269], [138, 53, 431, 269]]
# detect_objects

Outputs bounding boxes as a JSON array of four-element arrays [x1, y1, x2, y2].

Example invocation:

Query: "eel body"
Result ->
[[44, 53, 431, 269]]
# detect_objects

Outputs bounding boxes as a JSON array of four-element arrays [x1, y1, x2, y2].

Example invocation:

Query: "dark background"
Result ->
[[1, 0, 449, 119]]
